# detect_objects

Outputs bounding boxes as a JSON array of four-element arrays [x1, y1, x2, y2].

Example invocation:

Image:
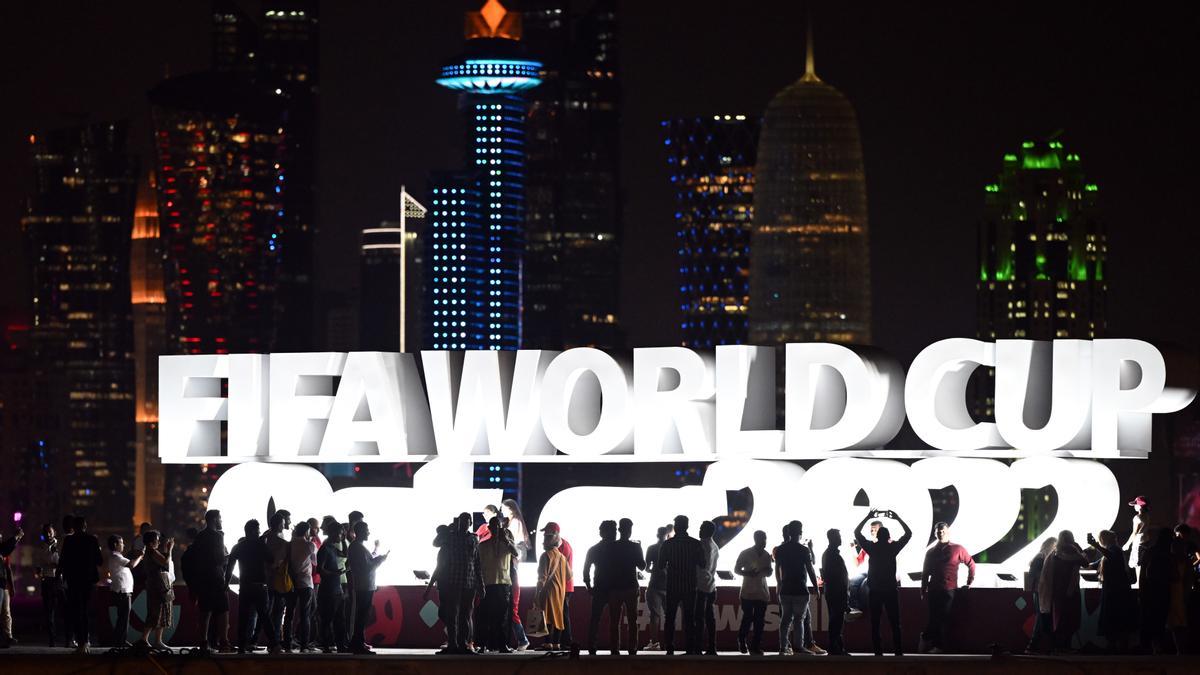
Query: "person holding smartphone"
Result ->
[[853, 509, 912, 656]]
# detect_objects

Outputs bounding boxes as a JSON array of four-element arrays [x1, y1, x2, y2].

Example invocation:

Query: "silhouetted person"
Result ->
[[1086, 530, 1134, 653], [226, 519, 279, 654], [477, 516, 518, 653], [919, 522, 975, 653], [316, 519, 348, 653], [1024, 536, 1056, 653], [348, 520, 388, 654], [1139, 527, 1177, 654], [774, 520, 821, 655], [35, 523, 64, 648], [734, 530, 772, 655], [262, 510, 294, 651], [657, 514, 703, 655], [583, 520, 618, 655], [288, 522, 318, 652], [849, 519, 882, 611], [137, 531, 174, 651], [695, 520, 719, 655], [436, 513, 484, 654], [613, 518, 645, 655], [583, 519, 645, 655], [60, 516, 102, 653], [192, 509, 230, 652], [854, 509, 912, 656], [821, 528, 850, 656], [1037, 530, 1088, 652], [642, 525, 671, 651]]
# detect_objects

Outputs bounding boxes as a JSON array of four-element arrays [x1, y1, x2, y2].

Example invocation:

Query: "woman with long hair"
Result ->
[[1024, 536, 1057, 653], [501, 499, 531, 650], [138, 531, 175, 652], [501, 500, 530, 558], [1037, 530, 1088, 652], [1087, 530, 1134, 652]]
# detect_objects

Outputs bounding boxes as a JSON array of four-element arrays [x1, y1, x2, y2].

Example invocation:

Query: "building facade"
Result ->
[[748, 44, 871, 346], [427, 0, 541, 351], [521, 0, 622, 349], [259, 0, 319, 352], [20, 123, 137, 535], [977, 139, 1106, 342], [149, 72, 287, 356], [665, 115, 759, 347]]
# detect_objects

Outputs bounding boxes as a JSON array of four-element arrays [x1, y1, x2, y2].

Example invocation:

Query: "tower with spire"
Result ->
[[427, 0, 542, 350], [748, 23, 872, 346]]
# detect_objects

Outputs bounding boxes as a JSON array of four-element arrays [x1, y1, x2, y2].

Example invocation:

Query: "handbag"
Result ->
[[525, 605, 549, 638], [272, 542, 294, 594]]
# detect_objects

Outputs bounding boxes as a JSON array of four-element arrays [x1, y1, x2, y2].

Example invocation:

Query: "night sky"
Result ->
[[2, 1, 1198, 365]]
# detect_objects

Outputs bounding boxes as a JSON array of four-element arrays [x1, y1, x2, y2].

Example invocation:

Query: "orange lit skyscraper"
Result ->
[[131, 172, 166, 527]]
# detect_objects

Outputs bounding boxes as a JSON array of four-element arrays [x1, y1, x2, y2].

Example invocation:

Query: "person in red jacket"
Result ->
[[919, 522, 976, 653]]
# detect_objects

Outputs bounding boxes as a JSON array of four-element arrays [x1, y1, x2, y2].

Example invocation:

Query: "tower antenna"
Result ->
[[803, 6, 818, 81]]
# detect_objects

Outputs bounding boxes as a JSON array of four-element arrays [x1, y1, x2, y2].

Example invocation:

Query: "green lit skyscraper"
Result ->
[[976, 138, 1105, 550], [977, 138, 1106, 345], [748, 35, 871, 346]]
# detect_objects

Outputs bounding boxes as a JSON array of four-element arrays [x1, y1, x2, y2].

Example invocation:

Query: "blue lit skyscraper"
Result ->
[[427, 0, 541, 350], [665, 115, 760, 347]]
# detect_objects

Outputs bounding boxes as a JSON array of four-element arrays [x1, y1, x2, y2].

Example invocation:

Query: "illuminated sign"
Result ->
[[160, 340, 1195, 462], [162, 340, 1196, 588]]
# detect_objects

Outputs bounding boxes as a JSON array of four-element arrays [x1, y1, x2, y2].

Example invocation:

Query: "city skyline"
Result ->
[[1, 3, 1196, 363]]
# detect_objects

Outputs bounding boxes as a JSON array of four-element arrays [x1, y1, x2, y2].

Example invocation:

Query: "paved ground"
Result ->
[[2, 645, 1198, 675]]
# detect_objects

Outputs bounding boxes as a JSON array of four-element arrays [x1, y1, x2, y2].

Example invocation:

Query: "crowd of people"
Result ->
[[0, 494, 1197, 656]]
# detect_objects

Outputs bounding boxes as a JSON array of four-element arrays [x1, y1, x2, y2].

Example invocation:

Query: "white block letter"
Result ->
[[269, 352, 346, 458], [541, 348, 633, 456], [715, 346, 784, 456], [633, 347, 715, 456], [905, 338, 1008, 451], [785, 344, 904, 453]]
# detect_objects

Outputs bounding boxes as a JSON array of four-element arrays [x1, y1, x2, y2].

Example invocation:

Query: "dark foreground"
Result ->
[[1, 647, 1198, 675]]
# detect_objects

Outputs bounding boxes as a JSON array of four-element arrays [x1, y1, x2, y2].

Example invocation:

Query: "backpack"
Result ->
[[272, 542, 294, 594]]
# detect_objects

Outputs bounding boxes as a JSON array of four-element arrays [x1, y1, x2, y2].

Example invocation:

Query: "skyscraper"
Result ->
[[210, 0, 320, 352], [427, 0, 542, 351], [977, 139, 1106, 342], [974, 139, 1105, 551], [148, 72, 287, 356], [665, 115, 759, 347], [359, 189, 427, 352], [259, 1, 319, 352], [521, 0, 623, 350], [748, 36, 871, 346], [21, 123, 137, 534], [131, 172, 166, 527]]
